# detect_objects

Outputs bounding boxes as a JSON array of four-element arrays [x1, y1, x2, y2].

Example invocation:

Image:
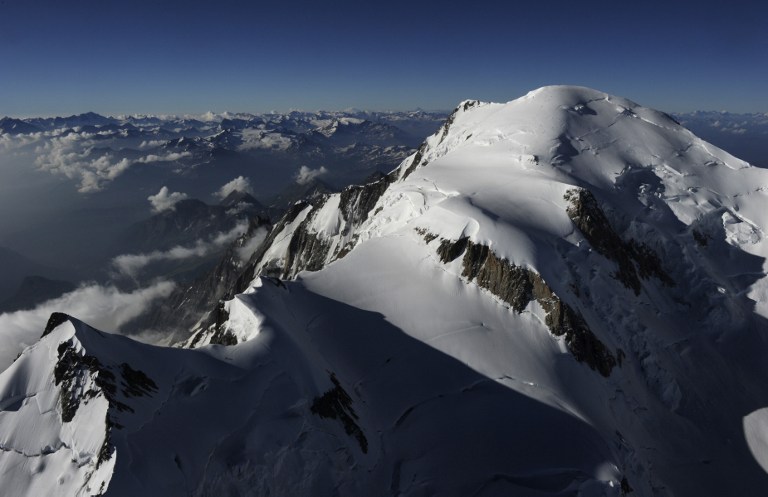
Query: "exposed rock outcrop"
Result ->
[[52, 324, 158, 470], [310, 373, 368, 454], [437, 237, 617, 377], [565, 188, 673, 295]]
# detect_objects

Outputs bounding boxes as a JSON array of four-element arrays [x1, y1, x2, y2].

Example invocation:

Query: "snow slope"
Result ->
[[3, 86, 768, 496], [0, 299, 623, 496]]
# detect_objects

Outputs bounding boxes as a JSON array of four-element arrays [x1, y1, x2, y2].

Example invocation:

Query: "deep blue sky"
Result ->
[[1, 0, 766, 116]]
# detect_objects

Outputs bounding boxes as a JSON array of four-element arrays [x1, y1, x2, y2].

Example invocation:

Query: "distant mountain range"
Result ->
[[0, 246, 71, 303], [673, 111, 768, 168]]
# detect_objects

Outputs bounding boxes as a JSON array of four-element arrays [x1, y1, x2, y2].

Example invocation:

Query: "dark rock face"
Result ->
[[43, 312, 72, 337], [232, 201, 315, 287], [401, 143, 428, 179], [620, 476, 634, 495], [460, 242, 535, 314], [310, 373, 368, 453], [285, 223, 333, 276], [52, 327, 159, 468], [54, 340, 113, 423], [437, 236, 470, 264], [692, 229, 709, 247], [436, 237, 617, 377], [529, 274, 616, 378], [206, 328, 238, 346], [202, 302, 238, 346], [414, 228, 439, 244], [280, 173, 398, 279], [339, 174, 394, 230], [120, 363, 158, 398], [258, 173, 395, 281], [565, 188, 673, 295]]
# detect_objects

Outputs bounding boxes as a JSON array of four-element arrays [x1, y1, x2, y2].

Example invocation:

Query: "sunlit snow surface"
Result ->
[[3, 86, 768, 496]]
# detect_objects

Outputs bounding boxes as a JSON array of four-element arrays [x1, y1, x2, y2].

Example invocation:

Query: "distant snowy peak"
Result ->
[[1, 109, 448, 136], [0, 117, 40, 134], [162, 136, 205, 151]]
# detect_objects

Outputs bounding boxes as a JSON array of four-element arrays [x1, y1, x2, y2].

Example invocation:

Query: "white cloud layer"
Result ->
[[112, 221, 249, 279], [238, 128, 294, 151], [236, 227, 268, 262], [138, 139, 166, 149], [34, 136, 132, 192], [22, 132, 192, 193], [216, 176, 253, 199], [295, 165, 328, 185], [0, 280, 175, 371], [147, 186, 189, 213], [136, 152, 191, 163]]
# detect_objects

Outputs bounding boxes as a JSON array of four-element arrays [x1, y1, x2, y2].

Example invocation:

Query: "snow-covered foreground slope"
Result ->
[[1, 302, 622, 496], [3, 86, 768, 496]]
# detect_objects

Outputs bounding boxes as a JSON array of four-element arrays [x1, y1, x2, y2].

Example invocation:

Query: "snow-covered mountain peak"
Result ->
[[405, 85, 748, 186], [389, 85, 765, 263]]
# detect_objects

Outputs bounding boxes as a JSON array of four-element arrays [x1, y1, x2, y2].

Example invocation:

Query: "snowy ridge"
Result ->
[[0, 282, 626, 496], [0, 315, 117, 497]]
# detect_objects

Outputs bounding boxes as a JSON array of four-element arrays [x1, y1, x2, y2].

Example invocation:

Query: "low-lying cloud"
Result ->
[[27, 133, 192, 193], [215, 175, 253, 199], [112, 221, 249, 279], [136, 151, 191, 163], [238, 128, 294, 151], [236, 226, 269, 262], [35, 138, 132, 193], [295, 165, 328, 185], [0, 280, 175, 372], [138, 139, 166, 149], [148, 186, 189, 212]]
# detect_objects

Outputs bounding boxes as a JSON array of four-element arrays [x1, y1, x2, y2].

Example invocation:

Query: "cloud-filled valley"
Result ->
[[111, 221, 250, 279], [0, 279, 175, 370]]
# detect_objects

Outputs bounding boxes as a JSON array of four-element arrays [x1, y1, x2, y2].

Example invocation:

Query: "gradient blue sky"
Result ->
[[1, 0, 766, 116]]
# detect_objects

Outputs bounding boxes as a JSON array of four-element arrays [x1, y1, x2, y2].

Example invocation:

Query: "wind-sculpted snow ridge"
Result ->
[[4, 86, 768, 496], [0, 285, 626, 496]]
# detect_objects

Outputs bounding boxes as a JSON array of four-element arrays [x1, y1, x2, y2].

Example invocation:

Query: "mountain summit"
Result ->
[[2, 86, 768, 496]]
